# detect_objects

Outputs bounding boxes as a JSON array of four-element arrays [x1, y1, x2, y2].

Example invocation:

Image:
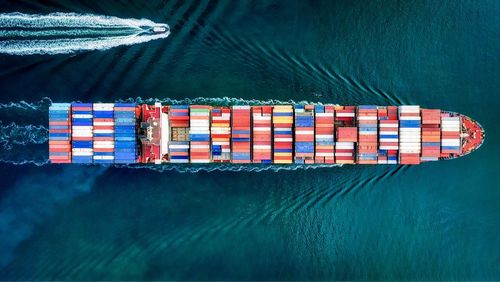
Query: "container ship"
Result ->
[[48, 103, 484, 165]]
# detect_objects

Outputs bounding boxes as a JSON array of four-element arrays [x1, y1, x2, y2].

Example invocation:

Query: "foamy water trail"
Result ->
[[0, 12, 170, 55], [0, 122, 48, 150]]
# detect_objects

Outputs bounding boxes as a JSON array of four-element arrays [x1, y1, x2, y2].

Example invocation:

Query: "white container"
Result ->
[[274, 138, 293, 142], [315, 113, 334, 117], [336, 142, 354, 149]]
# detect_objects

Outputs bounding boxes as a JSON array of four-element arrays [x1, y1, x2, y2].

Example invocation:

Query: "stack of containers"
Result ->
[[421, 109, 441, 161], [334, 106, 356, 164], [114, 103, 137, 164], [441, 115, 461, 155], [314, 105, 335, 164], [378, 119, 399, 164], [376, 106, 388, 163], [168, 105, 190, 163], [387, 106, 399, 163], [273, 105, 293, 163], [71, 103, 93, 163], [93, 103, 115, 164], [399, 105, 421, 164], [231, 106, 251, 163], [252, 106, 272, 163], [357, 106, 378, 164], [294, 105, 315, 164], [189, 105, 211, 163], [211, 107, 231, 162], [48, 103, 71, 163]]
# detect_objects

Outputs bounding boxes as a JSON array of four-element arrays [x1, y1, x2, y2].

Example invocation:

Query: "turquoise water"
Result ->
[[0, 0, 499, 280]]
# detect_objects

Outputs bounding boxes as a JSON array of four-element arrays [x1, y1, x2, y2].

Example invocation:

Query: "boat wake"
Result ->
[[0, 12, 170, 55], [0, 122, 48, 150]]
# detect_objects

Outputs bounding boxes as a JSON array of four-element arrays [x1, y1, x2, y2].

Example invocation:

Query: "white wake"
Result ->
[[0, 12, 170, 55]]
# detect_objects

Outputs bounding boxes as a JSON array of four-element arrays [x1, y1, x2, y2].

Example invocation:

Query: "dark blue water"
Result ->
[[0, 0, 499, 280]]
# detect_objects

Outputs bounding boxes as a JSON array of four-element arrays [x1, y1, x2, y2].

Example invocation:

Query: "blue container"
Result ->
[[72, 110, 92, 115], [275, 130, 292, 135], [49, 133, 70, 138], [115, 137, 135, 142], [400, 120, 421, 127], [50, 103, 71, 108], [358, 105, 378, 109], [232, 154, 250, 160], [49, 125, 69, 130], [72, 141, 93, 148], [114, 152, 136, 158], [72, 121, 93, 126], [232, 138, 250, 142], [114, 149, 136, 154], [94, 152, 114, 156], [93, 112, 114, 118], [114, 133, 135, 138], [49, 113, 70, 118], [422, 142, 440, 147], [170, 105, 188, 109], [72, 156, 93, 163], [169, 148, 188, 153], [274, 148, 292, 153], [171, 156, 189, 160], [114, 103, 136, 107], [315, 105, 325, 112], [380, 134, 398, 138], [94, 133, 114, 138], [273, 112, 293, 116]]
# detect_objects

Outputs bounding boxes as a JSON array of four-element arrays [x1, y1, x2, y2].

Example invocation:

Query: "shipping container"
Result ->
[[357, 106, 378, 164], [190, 105, 211, 163], [314, 105, 335, 163], [252, 106, 272, 163], [93, 103, 115, 164], [294, 105, 314, 164], [49, 103, 72, 163], [169, 105, 190, 163], [71, 103, 93, 163], [441, 115, 461, 155], [399, 105, 421, 164], [211, 107, 231, 162], [232, 106, 251, 163], [114, 103, 137, 164], [334, 106, 356, 164], [273, 105, 293, 163]]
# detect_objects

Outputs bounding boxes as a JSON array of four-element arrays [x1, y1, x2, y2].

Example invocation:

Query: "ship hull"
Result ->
[[48, 103, 484, 165]]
